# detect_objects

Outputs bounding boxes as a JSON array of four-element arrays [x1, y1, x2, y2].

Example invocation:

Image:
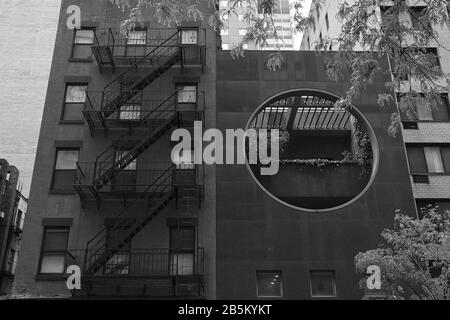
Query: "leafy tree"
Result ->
[[108, 0, 450, 135], [355, 207, 450, 300]]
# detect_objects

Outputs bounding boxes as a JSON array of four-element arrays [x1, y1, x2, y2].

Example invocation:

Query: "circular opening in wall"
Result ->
[[244, 89, 380, 213]]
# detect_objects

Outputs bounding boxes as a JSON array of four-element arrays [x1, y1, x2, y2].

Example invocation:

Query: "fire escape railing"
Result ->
[[83, 164, 175, 274]]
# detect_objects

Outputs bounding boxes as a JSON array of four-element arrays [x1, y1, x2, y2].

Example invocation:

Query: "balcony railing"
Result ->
[[92, 28, 207, 68], [83, 90, 205, 133], [68, 248, 205, 278], [74, 161, 203, 200]]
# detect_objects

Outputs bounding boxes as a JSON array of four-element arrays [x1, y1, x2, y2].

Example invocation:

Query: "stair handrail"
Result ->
[[86, 164, 175, 252], [103, 30, 180, 92], [85, 172, 174, 273], [95, 91, 178, 165]]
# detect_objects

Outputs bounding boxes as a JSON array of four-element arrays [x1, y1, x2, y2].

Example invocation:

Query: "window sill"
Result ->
[[35, 274, 67, 282], [59, 120, 85, 125], [68, 58, 94, 63], [49, 190, 76, 195]]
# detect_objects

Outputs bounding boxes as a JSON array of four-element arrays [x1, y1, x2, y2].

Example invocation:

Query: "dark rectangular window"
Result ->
[[400, 93, 449, 121], [71, 28, 94, 59], [39, 227, 69, 274], [441, 146, 450, 172], [406, 146, 428, 173], [256, 271, 283, 298], [325, 13, 329, 30], [409, 6, 430, 30], [170, 226, 195, 275], [104, 225, 131, 275], [310, 270, 337, 298], [177, 84, 197, 103], [126, 28, 147, 57], [51, 149, 79, 191], [407, 145, 450, 174], [432, 94, 450, 121], [112, 149, 137, 192], [63, 83, 87, 121]]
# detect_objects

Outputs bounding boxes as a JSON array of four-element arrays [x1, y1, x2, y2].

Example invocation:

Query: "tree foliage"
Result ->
[[355, 207, 450, 300], [109, 0, 450, 134]]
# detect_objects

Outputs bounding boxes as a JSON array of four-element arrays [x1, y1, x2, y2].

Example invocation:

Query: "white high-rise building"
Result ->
[[220, 0, 295, 50]]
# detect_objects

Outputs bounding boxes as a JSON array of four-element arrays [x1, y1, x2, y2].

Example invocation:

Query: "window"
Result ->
[[39, 227, 69, 274], [409, 6, 431, 30], [424, 146, 445, 173], [15, 209, 23, 230], [219, 0, 228, 8], [177, 85, 197, 103], [63, 84, 87, 121], [173, 149, 195, 170], [115, 149, 137, 171], [71, 28, 94, 59], [406, 146, 428, 174], [104, 225, 131, 275], [52, 149, 79, 190], [6, 249, 16, 274], [119, 104, 141, 121], [222, 43, 229, 50], [280, 0, 290, 14], [407, 145, 450, 174], [310, 270, 337, 298], [127, 29, 147, 45], [400, 94, 450, 121], [256, 271, 283, 298], [221, 28, 228, 36], [181, 29, 198, 45], [239, 29, 247, 36], [126, 29, 147, 57], [325, 13, 329, 30], [423, 48, 441, 69], [170, 226, 195, 275]]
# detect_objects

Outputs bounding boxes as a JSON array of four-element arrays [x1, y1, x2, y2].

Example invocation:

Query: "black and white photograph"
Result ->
[[0, 0, 449, 311]]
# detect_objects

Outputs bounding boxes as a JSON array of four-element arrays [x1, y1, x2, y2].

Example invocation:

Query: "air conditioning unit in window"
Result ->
[[412, 175, 430, 184], [0, 211, 5, 219], [402, 121, 419, 130]]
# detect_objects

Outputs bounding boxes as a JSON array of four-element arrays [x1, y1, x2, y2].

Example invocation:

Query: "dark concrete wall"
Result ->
[[216, 50, 416, 300]]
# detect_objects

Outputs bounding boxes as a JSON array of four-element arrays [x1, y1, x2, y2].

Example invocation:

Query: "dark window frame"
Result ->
[[125, 27, 148, 57], [61, 82, 89, 123], [406, 144, 450, 174], [398, 93, 450, 122], [70, 27, 95, 60], [176, 83, 198, 104], [169, 225, 196, 276], [256, 270, 283, 298], [309, 270, 337, 298], [50, 148, 80, 192], [179, 28, 200, 46], [37, 226, 70, 275]]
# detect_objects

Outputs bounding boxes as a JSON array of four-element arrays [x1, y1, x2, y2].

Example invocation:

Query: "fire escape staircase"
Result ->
[[84, 30, 182, 135], [83, 165, 176, 276], [70, 28, 204, 298]]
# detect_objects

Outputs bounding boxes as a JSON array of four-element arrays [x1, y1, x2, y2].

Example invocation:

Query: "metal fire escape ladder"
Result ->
[[101, 31, 181, 119], [84, 165, 176, 275], [92, 92, 179, 192]]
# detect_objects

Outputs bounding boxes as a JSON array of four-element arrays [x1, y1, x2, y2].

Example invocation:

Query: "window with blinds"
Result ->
[[39, 227, 70, 274]]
